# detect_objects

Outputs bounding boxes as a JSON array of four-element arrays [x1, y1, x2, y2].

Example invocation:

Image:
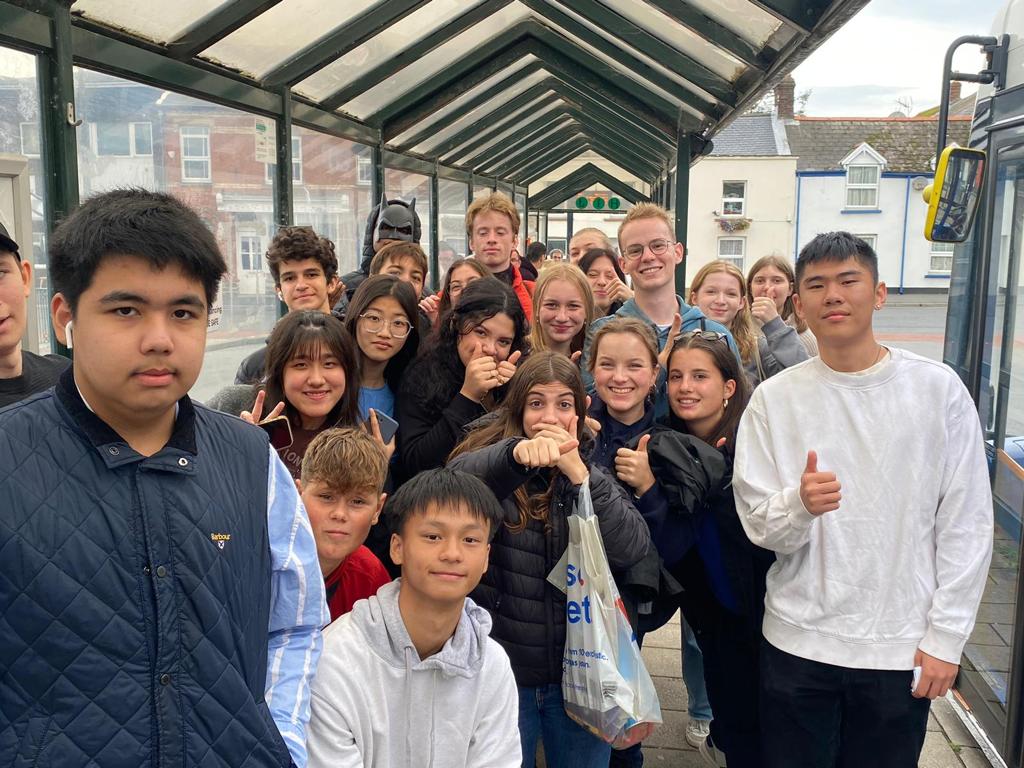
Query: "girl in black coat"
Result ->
[[396, 277, 528, 482], [449, 352, 651, 768], [614, 331, 775, 768]]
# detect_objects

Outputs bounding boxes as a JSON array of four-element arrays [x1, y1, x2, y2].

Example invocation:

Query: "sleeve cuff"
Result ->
[[785, 486, 817, 529], [919, 625, 968, 665]]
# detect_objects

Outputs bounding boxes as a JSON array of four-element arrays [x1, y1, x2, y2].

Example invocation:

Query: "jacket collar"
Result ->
[[55, 366, 199, 469]]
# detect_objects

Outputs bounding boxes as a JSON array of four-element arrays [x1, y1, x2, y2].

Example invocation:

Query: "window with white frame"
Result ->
[[95, 121, 152, 157], [854, 234, 877, 251], [265, 136, 302, 183], [19, 122, 40, 156], [722, 181, 746, 216], [180, 125, 211, 182], [930, 241, 954, 273], [357, 155, 372, 185], [132, 122, 153, 156], [239, 235, 263, 272], [845, 165, 879, 208], [718, 237, 745, 268]]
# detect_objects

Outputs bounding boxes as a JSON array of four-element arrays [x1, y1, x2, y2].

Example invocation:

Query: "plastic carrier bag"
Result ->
[[558, 480, 662, 747]]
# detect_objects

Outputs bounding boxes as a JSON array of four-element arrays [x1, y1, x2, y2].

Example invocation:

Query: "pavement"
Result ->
[[635, 610, 1000, 767]]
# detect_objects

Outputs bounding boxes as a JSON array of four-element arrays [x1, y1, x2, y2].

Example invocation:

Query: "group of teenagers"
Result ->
[[0, 185, 994, 768]]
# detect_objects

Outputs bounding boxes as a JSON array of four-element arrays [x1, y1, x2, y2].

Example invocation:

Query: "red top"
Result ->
[[323, 546, 391, 622]]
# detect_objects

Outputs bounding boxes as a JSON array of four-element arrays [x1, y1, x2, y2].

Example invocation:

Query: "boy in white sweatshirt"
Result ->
[[306, 467, 521, 768], [733, 232, 992, 768]]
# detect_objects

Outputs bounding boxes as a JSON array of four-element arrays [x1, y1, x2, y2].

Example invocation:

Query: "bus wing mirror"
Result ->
[[923, 146, 986, 243]]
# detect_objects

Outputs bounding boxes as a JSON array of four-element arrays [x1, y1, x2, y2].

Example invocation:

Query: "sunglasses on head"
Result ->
[[673, 329, 728, 345]]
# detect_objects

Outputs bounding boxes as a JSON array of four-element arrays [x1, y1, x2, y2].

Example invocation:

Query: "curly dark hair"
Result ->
[[266, 226, 338, 285], [400, 277, 529, 423]]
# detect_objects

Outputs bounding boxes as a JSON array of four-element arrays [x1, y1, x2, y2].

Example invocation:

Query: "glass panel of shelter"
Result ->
[[0, 45, 48, 353], [341, 2, 533, 120], [438, 179, 470, 278], [72, 0, 234, 45], [296, 0, 489, 103], [384, 168, 433, 286], [388, 56, 539, 148], [201, 0, 380, 78]]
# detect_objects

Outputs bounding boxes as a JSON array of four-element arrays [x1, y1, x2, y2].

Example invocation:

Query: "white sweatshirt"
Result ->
[[306, 580, 521, 768], [733, 348, 993, 670]]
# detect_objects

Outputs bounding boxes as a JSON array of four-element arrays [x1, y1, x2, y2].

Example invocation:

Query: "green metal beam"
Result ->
[[0, 2, 51, 50], [488, 126, 586, 178], [72, 24, 282, 116], [525, 24, 690, 124], [524, 0, 732, 110], [274, 85, 293, 227], [376, 21, 685, 138], [381, 149, 436, 176], [394, 61, 545, 151], [166, 0, 285, 60], [528, 163, 650, 210], [520, 147, 590, 187], [675, 130, 691, 288], [642, 0, 773, 70], [749, 0, 833, 35], [439, 94, 564, 167], [263, 0, 431, 88], [582, 135, 662, 180], [320, 0, 516, 111], [373, 26, 535, 135], [426, 87, 561, 161], [547, 80, 675, 151], [430, 167, 440, 291], [469, 118, 579, 172], [290, 99, 380, 146], [514, 138, 589, 183]]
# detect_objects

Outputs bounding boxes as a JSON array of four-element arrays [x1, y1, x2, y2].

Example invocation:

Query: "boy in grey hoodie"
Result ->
[[306, 468, 521, 768]]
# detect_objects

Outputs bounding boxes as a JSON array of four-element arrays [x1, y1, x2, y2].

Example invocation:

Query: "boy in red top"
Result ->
[[300, 428, 391, 621]]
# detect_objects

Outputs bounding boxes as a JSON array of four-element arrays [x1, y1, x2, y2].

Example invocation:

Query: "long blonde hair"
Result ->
[[529, 263, 596, 355], [450, 352, 587, 533], [688, 260, 757, 365]]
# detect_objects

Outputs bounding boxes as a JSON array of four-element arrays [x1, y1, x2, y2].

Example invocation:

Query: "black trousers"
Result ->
[[760, 641, 931, 768]]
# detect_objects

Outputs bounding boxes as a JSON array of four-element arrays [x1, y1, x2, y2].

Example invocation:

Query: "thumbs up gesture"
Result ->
[[615, 433, 655, 496], [799, 450, 842, 516]]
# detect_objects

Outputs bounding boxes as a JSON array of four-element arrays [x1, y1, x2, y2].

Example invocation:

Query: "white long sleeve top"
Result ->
[[733, 348, 993, 670]]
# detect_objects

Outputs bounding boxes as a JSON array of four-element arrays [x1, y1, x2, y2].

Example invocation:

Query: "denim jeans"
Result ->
[[683, 620, 712, 720], [518, 684, 612, 768]]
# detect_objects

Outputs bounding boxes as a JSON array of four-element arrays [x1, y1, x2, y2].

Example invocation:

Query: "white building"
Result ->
[[685, 109, 796, 284], [785, 109, 971, 293]]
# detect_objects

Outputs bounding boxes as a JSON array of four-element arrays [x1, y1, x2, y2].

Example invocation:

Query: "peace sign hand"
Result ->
[[657, 313, 682, 371], [241, 389, 285, 426]]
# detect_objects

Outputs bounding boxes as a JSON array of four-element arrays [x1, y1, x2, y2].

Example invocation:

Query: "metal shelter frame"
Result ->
[[0, 0, 870, 301]]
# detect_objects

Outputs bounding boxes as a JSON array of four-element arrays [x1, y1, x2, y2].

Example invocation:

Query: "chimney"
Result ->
[[775, 75, 795, 120], [949, 81, 962, 103]]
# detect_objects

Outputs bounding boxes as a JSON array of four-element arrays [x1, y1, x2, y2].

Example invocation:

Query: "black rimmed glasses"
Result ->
[[623, 238, 674, 261], [358, 312, 413, 339]]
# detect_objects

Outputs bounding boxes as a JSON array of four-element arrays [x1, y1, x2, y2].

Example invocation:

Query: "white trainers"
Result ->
[[698, 734, 728, 767], [684, 718, 711, 748]]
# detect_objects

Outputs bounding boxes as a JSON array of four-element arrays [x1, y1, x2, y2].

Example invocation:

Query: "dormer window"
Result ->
[[840, 142, 886, 210], [846, 165, 879, 207]]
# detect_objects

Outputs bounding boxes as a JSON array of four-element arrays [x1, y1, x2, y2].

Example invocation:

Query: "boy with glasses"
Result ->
[[582, 203, 738, 418]]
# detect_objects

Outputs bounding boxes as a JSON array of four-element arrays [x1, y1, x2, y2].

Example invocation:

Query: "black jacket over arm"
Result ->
[[450, 437, 650, 687]]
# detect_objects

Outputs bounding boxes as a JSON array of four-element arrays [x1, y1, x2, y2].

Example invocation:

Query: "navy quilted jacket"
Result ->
[[0, 370, 291, 767]]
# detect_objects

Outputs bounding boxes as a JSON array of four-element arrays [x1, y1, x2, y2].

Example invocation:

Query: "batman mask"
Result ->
[[372, 193, 420, 245]]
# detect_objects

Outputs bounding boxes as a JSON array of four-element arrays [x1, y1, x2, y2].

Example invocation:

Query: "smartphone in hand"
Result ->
[[367, 409, 399, 445], [258, 415, 294, 451]]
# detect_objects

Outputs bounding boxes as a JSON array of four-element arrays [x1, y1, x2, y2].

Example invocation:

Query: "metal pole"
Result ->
[[274, 85, 293, 228], [430, 163, 439, 292], [371, 142, 384, 205], [675, 129, 691, 290], [38, 2, 80, 357]]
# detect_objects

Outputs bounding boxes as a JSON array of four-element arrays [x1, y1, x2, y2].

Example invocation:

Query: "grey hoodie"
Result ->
[[306, 580, 521, 768]]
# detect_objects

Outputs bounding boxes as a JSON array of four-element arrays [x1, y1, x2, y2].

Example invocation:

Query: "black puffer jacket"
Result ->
[[449, 437, 651, 687]]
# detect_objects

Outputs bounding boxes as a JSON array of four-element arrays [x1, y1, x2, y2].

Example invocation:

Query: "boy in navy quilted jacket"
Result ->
[[0, 189, 328, 767]]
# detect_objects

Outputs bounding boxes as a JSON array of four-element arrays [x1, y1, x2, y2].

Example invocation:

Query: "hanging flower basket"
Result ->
[[716, 217, 751, 233]]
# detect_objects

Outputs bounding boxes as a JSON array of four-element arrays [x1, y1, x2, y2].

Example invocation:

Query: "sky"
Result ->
[[792, 0, 1007, 116]]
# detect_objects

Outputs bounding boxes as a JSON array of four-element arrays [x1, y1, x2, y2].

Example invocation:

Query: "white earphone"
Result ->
[[65, 320, 74, 350]]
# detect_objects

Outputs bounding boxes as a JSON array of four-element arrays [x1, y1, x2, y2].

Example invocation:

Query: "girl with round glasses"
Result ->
[[344, 274, 421, 421]]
